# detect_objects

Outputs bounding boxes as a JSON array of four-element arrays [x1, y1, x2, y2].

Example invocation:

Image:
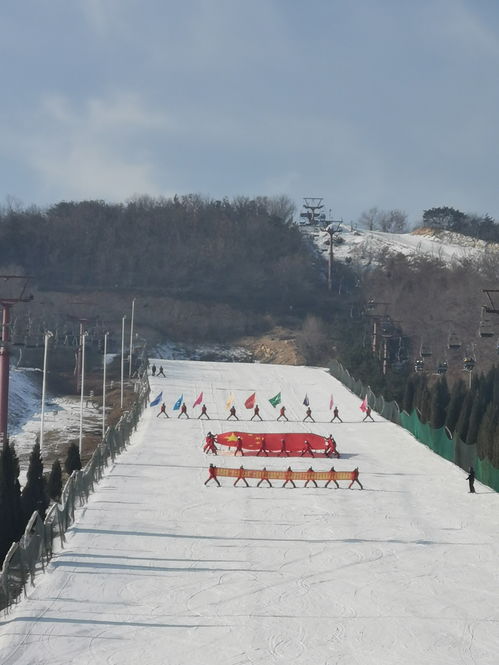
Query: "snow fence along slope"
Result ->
[[0, 359, 498, 665]]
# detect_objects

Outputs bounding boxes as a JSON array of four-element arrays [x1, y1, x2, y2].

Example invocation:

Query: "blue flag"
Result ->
[[173, 394, 184, 411], [150, 391, 163, 407], [303, 394, 310, 406]]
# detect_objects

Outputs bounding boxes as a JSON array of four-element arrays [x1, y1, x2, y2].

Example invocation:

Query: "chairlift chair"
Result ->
[[420, 344, 432, 358], [448, 332, 461, 350], [436, 360, 448, 375], [463, 357, 476, 372], [414, 359, 425, 372]]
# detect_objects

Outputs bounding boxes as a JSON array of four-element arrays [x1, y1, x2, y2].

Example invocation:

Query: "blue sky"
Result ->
[[1, 0, 499, 223]]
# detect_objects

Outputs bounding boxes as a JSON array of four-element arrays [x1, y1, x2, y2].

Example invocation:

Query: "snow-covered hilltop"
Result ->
[[301, 224, 499, 268]]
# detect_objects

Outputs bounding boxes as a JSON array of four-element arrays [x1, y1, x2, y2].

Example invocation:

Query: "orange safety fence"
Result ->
[[209, 467, 358, 482]]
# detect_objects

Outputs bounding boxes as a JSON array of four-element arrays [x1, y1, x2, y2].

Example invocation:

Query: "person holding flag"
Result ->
[[250, 404, 263, 421], [227, 405, 239, 420], [198, 404, 210, 419], [179, 402, 189, 419], [277, 405, 288, 421], [331, 406, 342, 422], [157, 402, 169, 418], [362, 406, 375, 422], [303, 406, 315, 422]]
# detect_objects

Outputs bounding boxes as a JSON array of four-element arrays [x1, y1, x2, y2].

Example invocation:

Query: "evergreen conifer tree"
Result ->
[[430, 376, 450, 429], [47, 459, 63, 501], [419, 384, 432, 423], [455, 391, 474, 443], [445, 379, 467, 434], [466, 376, 489, 445], [64, 443, 82, 475], [0, 439, 23, 563], [21, 442, 49, 524], [476, 403, 498, 462], [403, 375, 416, 413]]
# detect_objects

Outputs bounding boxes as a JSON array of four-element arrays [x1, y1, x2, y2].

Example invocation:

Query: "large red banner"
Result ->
[[216, 431, 326, 453]]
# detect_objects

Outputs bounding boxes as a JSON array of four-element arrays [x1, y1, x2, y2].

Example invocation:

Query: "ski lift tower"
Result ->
[[300, 197, 324, 225], [0, 275, 34, 442]]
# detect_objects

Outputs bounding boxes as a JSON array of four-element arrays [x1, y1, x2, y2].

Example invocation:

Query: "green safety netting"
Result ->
[[329, 360, 498, 493]]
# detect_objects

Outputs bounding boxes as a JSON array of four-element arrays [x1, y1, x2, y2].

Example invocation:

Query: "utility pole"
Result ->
[[0, 276, 33, 442], [324, 220, 342, 291]]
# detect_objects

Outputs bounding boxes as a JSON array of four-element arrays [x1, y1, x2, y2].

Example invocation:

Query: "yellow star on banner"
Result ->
[[226, 433, 238, 442]]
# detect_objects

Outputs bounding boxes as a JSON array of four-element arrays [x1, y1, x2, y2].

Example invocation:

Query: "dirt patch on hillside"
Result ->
[[238, 327, 305, 365]]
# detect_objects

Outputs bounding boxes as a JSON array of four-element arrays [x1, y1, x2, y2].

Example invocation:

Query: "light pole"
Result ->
[[128, 298, 135, 378], [78, 331, 88, 457], [40, 330, 53, 457], [121, 315, 126, 409], [102, 331, 109, 439]]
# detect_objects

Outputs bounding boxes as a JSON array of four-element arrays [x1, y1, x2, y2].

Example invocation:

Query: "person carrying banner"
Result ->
[[300, 439, 315, 457], [178, 403, 189, 419], [227, 405, 239, 420], [198, 404, 210, 420], [256, 467, 272, 488], [157, 402, 169, 418], [256, 436, 269, 456], [324, 466, 340, 488], [277, 405, 288, 421], [303, 407, 315, 423], [203, 432, 218, 455], [304, 467, 318, 488], [250, 404, 263, 421], [362, 406, 374, 422], [282, 466, 296, 488], [204, 464, 221, 487], [278, 438, 289, 456], [331, 406, 343, 423], [234, 466, 250, 487], [348, 467, 363, 489], [234, 436, 244, 456], [324, 435, 340, 458]]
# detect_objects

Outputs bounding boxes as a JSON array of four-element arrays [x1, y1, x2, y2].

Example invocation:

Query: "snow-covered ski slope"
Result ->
[[1, 359, 498, 665]]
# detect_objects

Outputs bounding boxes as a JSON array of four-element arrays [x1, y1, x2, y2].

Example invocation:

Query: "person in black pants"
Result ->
[[466, 466, 476, 493]]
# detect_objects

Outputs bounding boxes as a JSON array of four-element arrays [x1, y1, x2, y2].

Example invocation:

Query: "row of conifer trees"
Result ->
[[403, 365, 499, 467], [0, 440, 82, 565]]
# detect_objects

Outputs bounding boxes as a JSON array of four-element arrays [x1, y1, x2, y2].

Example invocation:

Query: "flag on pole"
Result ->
[[360, 395, 368, 412], [269, 392, 281, 408], [303, 394, 310, 407], [329, 394, 334, 410], [173, 394, 184, 411], [244, 392, 256, 409], [225, 394, 234, 410], [193, 391, 203, 408], [150, 391, 163, 407]]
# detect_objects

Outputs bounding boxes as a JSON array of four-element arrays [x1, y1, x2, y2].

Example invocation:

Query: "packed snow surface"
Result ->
[[1, 359, 498, 664]]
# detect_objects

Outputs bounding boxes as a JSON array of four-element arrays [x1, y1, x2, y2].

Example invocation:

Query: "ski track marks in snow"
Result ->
[[0, 359, 498, 665]]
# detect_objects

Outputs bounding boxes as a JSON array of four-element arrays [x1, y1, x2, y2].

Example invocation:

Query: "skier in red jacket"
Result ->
[[324, 435, 340, 458], [303, 407, 315, 422], [178, 403, 189, 419], [331, 406, 342, 423], [348, 467, 363, 489], [204, 464, 221, 487], [282, 466, 296, 488], [278, 438, 289, 457], [324, 466, 340, 488], [157, 403, 169, 418], [300, 439, 314, 457], [256, 436, 269, 456], [304, 467, 318, 488], [234, 436, 244, 456], [234, 466, 250, 487], [227, 405, 239, 420], [203, 432, 217, 455], [250, 404, 263, 421], [198, 404, 210, 420], [256, 467, 272, 487], [277, 406, 288, 421]]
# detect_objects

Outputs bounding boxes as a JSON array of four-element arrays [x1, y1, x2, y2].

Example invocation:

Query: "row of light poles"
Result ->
[[39, 299, 137, 460]]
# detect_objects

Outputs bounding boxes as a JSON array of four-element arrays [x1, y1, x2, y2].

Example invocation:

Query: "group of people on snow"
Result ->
[[205, 464, 363, 489]]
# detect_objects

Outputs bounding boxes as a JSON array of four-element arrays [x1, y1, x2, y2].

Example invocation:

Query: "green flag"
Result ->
[[269, 392, 281, 408]]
